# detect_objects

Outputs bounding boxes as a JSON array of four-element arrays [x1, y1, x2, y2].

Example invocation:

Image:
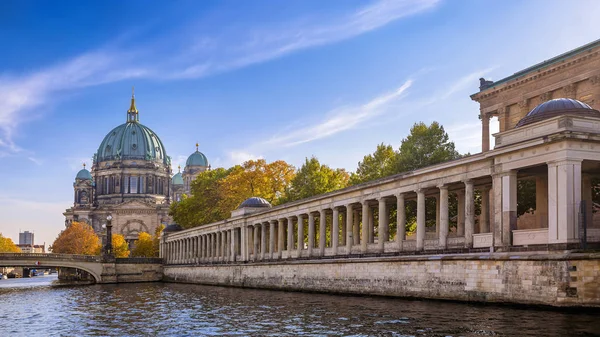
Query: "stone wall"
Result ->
[[114, 263, 163, 283], [164, 252, 600, 307]]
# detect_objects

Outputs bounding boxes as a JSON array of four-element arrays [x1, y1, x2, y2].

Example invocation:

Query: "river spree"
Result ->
[[1, 276, 599, 336]]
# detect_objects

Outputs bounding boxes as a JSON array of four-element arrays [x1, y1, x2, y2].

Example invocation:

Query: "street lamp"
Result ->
[[104, 214, 113, 256]]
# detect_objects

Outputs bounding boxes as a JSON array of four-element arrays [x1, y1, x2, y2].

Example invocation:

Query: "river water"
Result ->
[[1, 275, 599, 337]]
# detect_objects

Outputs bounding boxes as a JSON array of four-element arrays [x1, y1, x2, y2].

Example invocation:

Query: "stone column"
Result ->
[[340, 211, 347, 246], [287, 217, 294, 254], [297, 214, 304, 256], [278, 219, 285, 259], [368, 205, 374, 243], [361, 201, 369, 253], [416, 189, 425, 251], [435, 195, 440, 237], [482, 112, 490, 152], [396, 193, 405, 250], [319, 209, 327, 256], [308, 212, 315, 257], [492, 174, 503, 247], [480, 186, 491, 233], [536, 176, 548, 229], [465, 180, 475, 247], [501, 172, 517, 246], [346, 205, 354, 253], [332, 207, 339, 255], [457, 190, 465, 236], [261, 222, 268, 260], [353, 209, 360, 245], [231, 229, 237, 261], [548, 160, 582, 243], [378, 197, 387, 253], [583, 175, 593, 233], [253, 224, 259, 261], [439, 185, 449, 249], [269, 220, 276, 260]]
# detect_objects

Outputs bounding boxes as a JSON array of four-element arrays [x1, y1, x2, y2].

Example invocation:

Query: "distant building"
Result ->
[[17, 244, 45, 253], [19, 231, 34, 245]]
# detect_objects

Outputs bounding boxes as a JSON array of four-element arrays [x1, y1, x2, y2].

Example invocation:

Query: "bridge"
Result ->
[[0, 253, 163, 284]]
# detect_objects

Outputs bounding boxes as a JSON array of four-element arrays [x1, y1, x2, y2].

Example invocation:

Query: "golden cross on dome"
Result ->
[[83, 163, 86, 169], [196, 142, 199, 151], [178, 165, 181, 172]]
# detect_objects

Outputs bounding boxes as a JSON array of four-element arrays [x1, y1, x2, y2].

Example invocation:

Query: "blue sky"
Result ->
[[1, 0, 599, 246]]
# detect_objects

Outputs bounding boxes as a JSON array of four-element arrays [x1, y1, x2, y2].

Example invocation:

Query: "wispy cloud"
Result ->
[[228, 80, 412, 161], [439, 67, 496, 100], [0, 0, 439, 155]]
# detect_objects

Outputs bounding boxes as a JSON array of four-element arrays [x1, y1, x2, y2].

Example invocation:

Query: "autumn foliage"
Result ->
[[112, 234, 130, 258], [0, 233, 21, 253], [51, 221, 100, 255], [131, 232, 153, 257]]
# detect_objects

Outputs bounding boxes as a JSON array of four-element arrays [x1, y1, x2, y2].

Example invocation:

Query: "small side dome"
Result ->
[[163, 223, 182, 233], [238, 197, 272, 209], [186, 143, 209, 167], [76, 168, 92, 180], [516, 98, 600, 127], [172, 172, 183, 186]]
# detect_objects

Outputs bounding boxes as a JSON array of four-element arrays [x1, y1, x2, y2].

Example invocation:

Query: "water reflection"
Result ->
[[0, 276, 599, 336]]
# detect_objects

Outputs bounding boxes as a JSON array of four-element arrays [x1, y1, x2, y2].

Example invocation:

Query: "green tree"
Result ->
[[51, 222, 100, 255], [152, 224, 165, 257], [284, 156, 349, 202], [170, 167, 232, 228], [349, 143, 396, 185], [131, 232, 154, 257], [0, 234, 21, 253], [112, 234, 130, 258], [394, 122, 461, 173]]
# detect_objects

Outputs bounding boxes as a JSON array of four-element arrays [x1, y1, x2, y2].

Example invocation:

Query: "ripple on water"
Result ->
[[1, 276, 600, 336]]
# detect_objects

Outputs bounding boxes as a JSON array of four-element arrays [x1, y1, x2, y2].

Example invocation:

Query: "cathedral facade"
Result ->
[[63, 92, 209, 244]]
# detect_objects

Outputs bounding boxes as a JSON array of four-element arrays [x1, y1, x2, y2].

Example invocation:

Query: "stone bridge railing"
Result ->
[[0, 253, 102, 262]]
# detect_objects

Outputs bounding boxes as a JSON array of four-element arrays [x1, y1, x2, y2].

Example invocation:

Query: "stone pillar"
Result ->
[[261, 222, 267, 260], [297, 214, 304, 256], [396, 193, 405, 250], [287, 217, 294, 254], [368, 205, 374, 243], [319, 209, 326, 256], [583, 175, 593, 234], [361, 201, 369, 253], [480, 186, 491, 233], [353, 209, 360, 245], [253, 224, 259, 261], [332, 207, 339, 255], [501, 172, 517, 246], [278, 219, 285, 259], [416, 189, 425, 251], [308, 213, 315, 257], [465, 180, 475, 248], [378, 197, 387, 253], [482, 112, 490, 152], [457, 190, 465, 236], [232, 229, 237, 261], [548, 160, 582, 243], [222, 231, 227, 261], [435, 195, 440, 237], [269, 220, 276, 260], [346, 205, 354, 253], [492, 174, 503, 247], [536, 176, 548, 229], [439, 185, 449, 249], [340, 211, 347, 246]]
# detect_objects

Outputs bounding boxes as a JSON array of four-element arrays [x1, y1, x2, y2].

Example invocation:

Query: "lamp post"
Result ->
[[103, 214, 113, 256]]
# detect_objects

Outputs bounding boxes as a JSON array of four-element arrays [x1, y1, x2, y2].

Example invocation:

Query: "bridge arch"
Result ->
[[0, 253, 103, 283]]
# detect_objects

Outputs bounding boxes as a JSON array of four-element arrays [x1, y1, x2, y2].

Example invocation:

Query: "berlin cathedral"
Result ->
[[63, 92, 210, 244]]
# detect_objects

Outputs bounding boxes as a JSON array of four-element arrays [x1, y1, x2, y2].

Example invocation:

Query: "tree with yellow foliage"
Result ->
[[112, 234, 130, 258], [152, 224, 165, 257], [51, 222, 100, 255], [0, 233, 21, 253], [131, 232, 153, 257]]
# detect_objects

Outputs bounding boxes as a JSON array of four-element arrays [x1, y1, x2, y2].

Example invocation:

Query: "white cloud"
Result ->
[[228, 151, 264, 166], [0, 0, 439, 155]]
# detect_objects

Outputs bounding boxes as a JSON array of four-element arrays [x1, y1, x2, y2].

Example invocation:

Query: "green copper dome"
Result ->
[[186, 143, 209, 167], [94, 93, 170, 166], [76, 168, 92, 180], [172, 172, 183, 185]]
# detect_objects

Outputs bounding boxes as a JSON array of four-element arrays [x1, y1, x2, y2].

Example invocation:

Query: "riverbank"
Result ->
[[163, 250, 600, 308]]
